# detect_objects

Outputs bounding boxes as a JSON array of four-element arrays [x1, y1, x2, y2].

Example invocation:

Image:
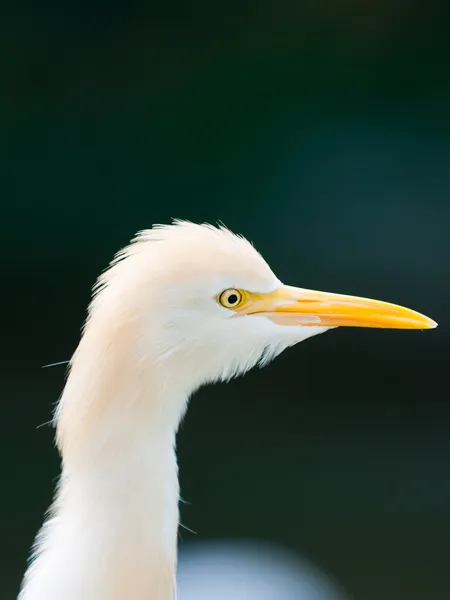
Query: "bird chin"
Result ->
[[277, 323, 334, 346]]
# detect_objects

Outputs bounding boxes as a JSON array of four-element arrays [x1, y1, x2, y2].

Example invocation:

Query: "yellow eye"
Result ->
[[219, 288, 243, 309]]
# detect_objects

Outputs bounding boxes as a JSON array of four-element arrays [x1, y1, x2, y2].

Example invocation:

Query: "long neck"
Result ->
[[19, 310, 187, 600]]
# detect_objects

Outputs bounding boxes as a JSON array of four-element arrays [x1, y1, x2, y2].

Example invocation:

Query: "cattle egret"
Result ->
[[19, 221, 436, 600]]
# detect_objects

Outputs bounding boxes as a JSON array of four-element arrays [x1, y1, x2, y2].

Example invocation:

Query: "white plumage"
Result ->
[[19, 221, 436, 600]]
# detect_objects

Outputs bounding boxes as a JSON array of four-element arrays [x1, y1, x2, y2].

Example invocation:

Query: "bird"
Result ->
[[18, 221, 437, 600]]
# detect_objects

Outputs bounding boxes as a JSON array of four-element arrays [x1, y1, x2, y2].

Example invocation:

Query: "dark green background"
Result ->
[[2, 2, 449, 598]]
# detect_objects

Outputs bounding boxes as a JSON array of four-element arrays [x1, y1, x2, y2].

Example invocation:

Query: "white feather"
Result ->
[[19, 222, 329, 600]]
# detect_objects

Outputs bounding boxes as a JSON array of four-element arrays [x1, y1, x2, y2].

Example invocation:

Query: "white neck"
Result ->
[[19, 309, 187, 600]]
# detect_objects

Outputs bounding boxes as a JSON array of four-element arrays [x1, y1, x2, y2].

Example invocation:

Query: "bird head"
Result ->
[[93, 221, 436, 391]]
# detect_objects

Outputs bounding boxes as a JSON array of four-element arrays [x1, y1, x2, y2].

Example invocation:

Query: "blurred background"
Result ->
[[2, 1, 449, 598]]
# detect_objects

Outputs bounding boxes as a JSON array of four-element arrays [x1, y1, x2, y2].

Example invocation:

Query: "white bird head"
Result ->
[[20, 220, 437, 600], [88, 220, 436, 395]]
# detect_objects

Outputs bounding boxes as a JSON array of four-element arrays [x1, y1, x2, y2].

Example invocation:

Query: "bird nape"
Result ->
[[18, 221, 437, 600]]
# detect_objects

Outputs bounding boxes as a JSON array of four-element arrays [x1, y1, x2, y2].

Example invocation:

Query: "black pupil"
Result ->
[[227, 293, 238, 305]]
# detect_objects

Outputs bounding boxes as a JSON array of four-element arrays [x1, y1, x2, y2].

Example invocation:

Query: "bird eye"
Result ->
[[219, 288, 243, 309]]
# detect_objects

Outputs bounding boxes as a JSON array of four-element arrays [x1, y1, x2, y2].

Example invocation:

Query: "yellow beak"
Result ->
[[247, 285, 437, 330]]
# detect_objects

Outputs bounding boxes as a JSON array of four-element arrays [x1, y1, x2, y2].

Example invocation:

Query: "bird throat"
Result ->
[[20, 318, 185, 600]]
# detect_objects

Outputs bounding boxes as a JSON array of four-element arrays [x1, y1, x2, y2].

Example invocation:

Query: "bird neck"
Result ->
[[20, 312, 187, 600]]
